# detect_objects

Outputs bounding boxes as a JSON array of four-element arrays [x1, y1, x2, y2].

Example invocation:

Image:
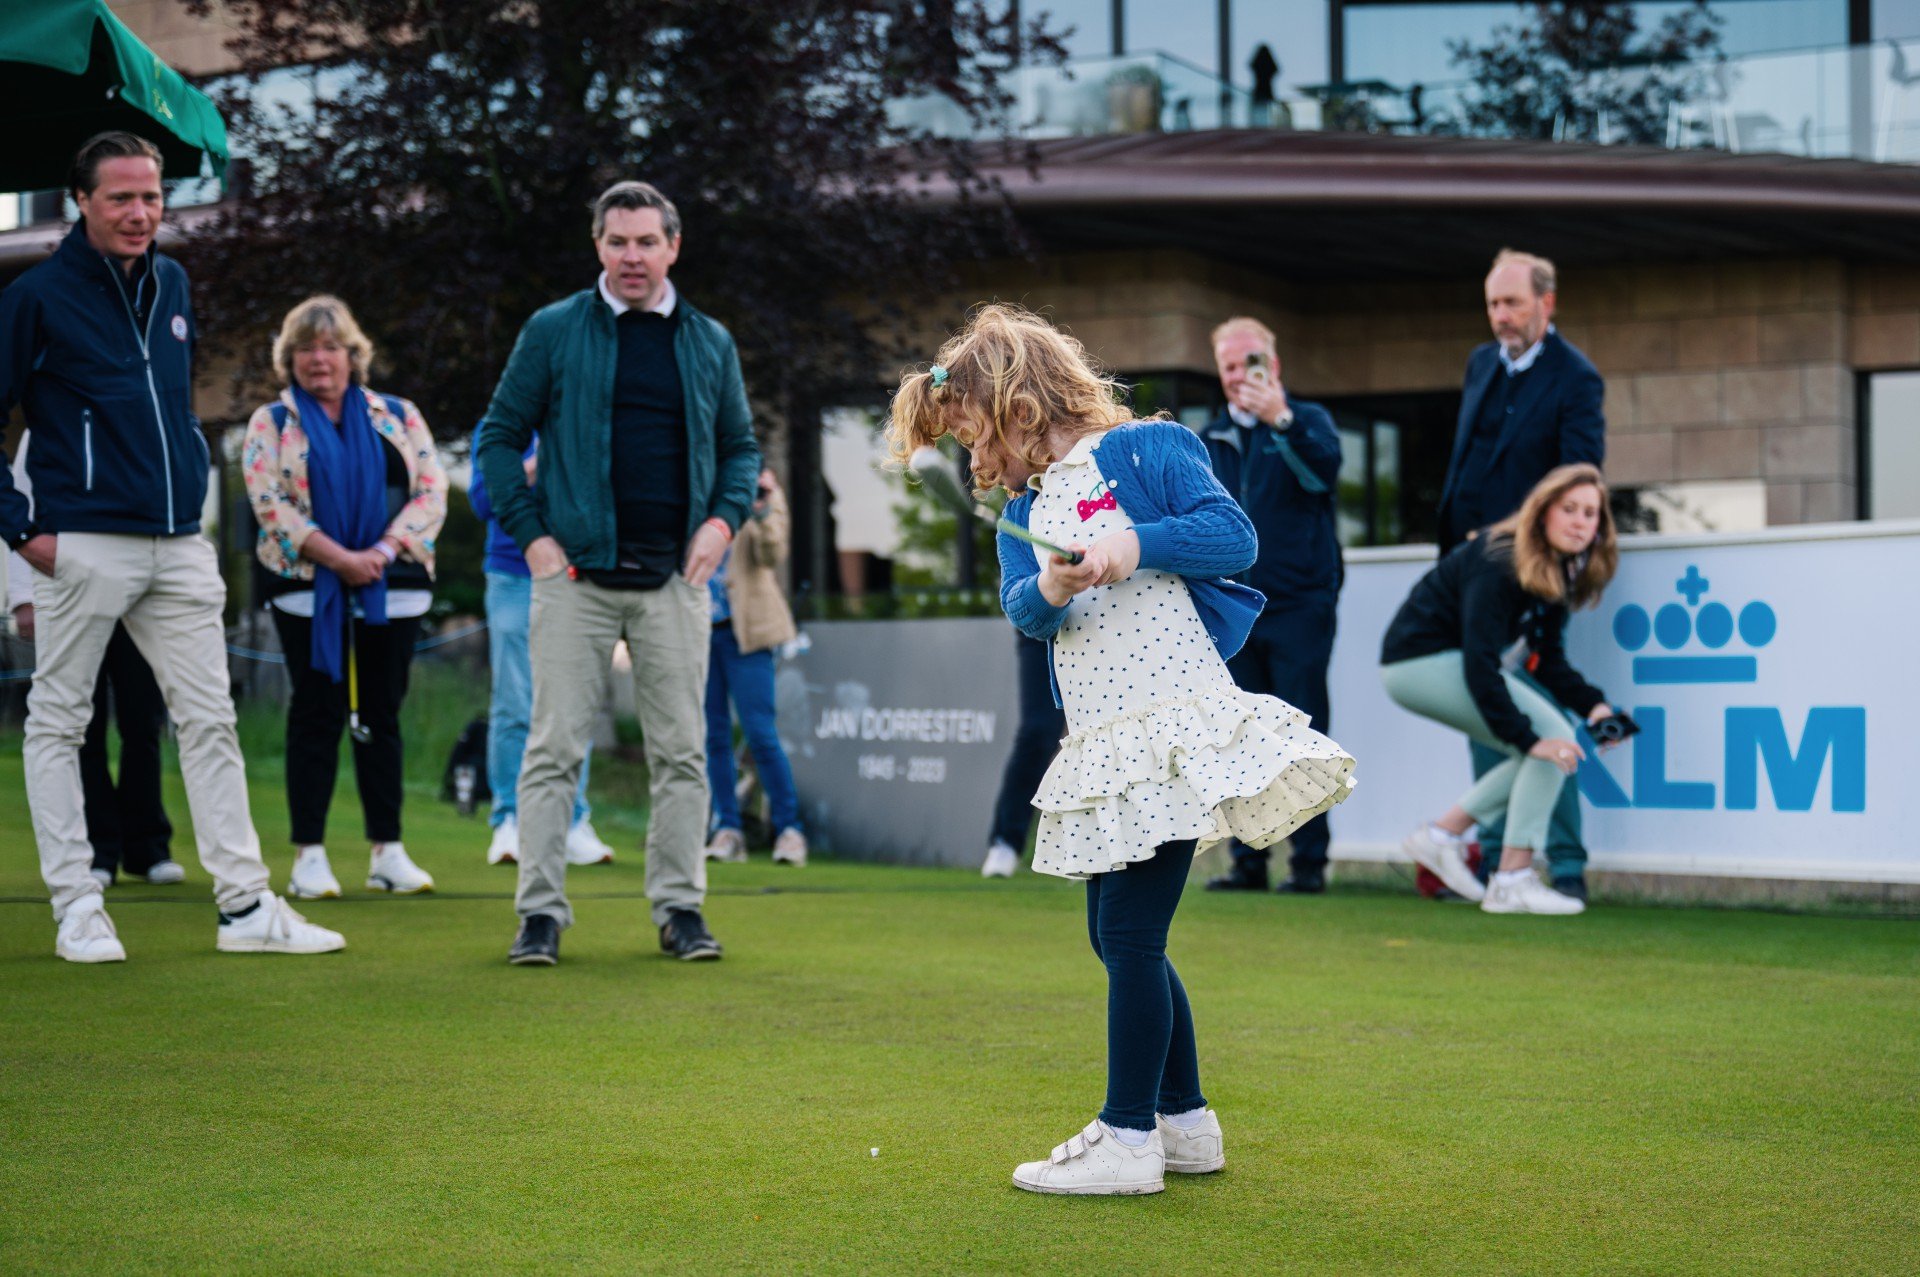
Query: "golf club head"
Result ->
[[907, 447, 992, 524], [349, 718, 374, 745]]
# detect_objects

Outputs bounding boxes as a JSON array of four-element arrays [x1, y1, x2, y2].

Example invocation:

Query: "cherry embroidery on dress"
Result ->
[[1077, 479, 1119, 522]]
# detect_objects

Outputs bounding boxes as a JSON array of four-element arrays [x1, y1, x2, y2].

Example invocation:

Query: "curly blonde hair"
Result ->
[[885, 304, 1133, 494], [272, 295, 375, 387], [1487, 463, 1617, 607]]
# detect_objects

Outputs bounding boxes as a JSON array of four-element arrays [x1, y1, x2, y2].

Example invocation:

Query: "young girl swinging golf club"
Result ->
[[888, 305, 1356, 1195]]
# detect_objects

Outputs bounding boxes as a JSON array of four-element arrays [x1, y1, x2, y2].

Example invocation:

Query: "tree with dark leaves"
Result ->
[[181, 0, 1055, 466], [1441, 0, 1723, 146]]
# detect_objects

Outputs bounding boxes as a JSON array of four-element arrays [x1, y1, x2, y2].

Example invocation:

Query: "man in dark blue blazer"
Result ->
[[1200, 317, 1344, 895], [1438, 249, 1606, 897]]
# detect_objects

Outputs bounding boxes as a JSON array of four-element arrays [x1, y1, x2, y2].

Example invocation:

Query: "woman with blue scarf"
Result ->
[[243, 296, 448, 901]]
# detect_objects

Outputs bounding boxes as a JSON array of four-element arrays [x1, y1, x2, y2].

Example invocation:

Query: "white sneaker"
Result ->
[[1012, 1120, 1165, 1196], [487, 816, 519, 865], [288, 846, 342, 900], [367, 843, 435, 894], [981, 842, 1019, 879], [705, 828, 747, 864], [217, 895, 346, 954], [143, 860, 186, 885], [1482, 872, 1586, 916], [1403, 824, 1486, 902], [772, 828, 808, 867], [565, 820, 616, 866], [56, 898, 127, 963], [1156, 1109, 1226, 1174], [89, 867, 114, 891]]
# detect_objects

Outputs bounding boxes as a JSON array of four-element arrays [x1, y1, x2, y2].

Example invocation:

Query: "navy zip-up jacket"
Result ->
[[0, 222, 208, 544], [1200, 400, 1343, 612]]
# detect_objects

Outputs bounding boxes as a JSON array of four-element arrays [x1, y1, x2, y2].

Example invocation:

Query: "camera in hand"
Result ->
[[1589, 712, 1640, 745]]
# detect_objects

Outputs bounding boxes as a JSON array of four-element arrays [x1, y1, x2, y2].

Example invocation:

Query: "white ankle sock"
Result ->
[[296, 844, 325, 858], [1162, 1106, 1209, 1130], [1494, 868, 1533, 886], [1108, 1124, 1152, 1147], [1428, 823, 1465, 842]]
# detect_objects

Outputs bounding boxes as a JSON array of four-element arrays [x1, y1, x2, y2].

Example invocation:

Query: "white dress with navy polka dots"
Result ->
[[1027, 434, 1357, 880]]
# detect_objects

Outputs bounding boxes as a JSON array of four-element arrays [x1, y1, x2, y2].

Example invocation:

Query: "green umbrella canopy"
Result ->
[[0, 0, 228, 193]]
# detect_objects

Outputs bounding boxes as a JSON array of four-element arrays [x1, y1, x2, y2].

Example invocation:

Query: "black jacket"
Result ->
[[1200, 401, 1343, 611], [1380, 535, 1605, 752], [1436, 331, 1604, 552], [0, 223, 207, 544]]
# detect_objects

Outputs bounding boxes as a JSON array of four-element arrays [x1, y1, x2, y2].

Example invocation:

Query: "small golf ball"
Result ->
[[870, 1147, 879, 1157]]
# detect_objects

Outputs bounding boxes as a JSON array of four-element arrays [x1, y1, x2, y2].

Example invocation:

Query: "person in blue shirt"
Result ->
[[1200, 318, 1344, 896], [466, 428, 616, 869]]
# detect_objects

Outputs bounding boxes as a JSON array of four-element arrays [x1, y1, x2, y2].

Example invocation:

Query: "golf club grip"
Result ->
[[995, 517, 1085, 565]]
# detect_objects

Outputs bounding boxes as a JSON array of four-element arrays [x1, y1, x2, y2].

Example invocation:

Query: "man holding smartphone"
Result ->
[[1201, 317, 1344, 895]]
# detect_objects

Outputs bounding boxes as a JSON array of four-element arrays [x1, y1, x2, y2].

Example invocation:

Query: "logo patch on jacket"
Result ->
[[170, 314, 188, 341]]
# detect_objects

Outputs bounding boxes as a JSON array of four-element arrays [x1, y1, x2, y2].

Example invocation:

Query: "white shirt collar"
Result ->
[[1500, 324, 1554, 376], [598, 273, 678, 318], [1227, 404, 1259, 429], [1026, 431, 1108, 491]]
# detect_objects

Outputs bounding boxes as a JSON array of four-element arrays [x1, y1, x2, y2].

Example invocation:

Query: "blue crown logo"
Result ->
[[1612, 565, 1775, 685]]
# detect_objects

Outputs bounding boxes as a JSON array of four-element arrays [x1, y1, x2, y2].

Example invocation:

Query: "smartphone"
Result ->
[[1589, 712, 1641, 745], [1244, 351, 1269, 385]]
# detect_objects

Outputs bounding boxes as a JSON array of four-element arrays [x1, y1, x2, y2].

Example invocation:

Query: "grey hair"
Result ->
[[1490, 248, 1557, 298], [591, 180, 681, 241]]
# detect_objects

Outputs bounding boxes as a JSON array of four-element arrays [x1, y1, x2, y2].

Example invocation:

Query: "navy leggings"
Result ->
[[1088, 838, 1207, 1131]]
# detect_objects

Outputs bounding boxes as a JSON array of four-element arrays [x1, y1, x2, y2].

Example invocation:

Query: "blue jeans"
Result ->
[[485, 571, 590, 828], [704, 626, 801, 833]]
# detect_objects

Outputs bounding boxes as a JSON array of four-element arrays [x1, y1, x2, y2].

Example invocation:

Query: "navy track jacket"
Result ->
[[1200, 400, 1343, 612], [0, 223, 208, 544]]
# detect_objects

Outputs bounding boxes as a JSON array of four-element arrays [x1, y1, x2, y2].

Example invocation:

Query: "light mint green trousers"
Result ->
[[1379, 650, 1578, 853]]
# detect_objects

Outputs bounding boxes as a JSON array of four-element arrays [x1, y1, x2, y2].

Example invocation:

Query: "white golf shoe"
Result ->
[[143, 860, 186, 885], [981, 842, 1019, 879], [367, 843, 434, 894], [1012, 1120, 1165, 1196], [564, 820, 616, 866], [216, 895, 345, 954], [705, 828, 747, 863], [1156, 1109, 1226, 1174], [772, 828, 808, 867], [89, 867, 113, 891], [1482, 872, 1586, 916], [1403, 824, 1486, 902], [487, 816, 519, 865], [56, 897, 127, 964], [288, 846, 342, 900]]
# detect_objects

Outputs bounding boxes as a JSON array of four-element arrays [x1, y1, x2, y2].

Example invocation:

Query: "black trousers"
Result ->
[[1224, 601, 1337, 875], [83, 623, 174, 878], [271, 607, 420, 846], [989, 634, 1066, 852]]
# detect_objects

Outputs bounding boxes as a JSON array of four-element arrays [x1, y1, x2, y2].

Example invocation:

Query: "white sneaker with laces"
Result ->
[[1012, 1120, 1165, 1195], [288, 846, 342, 900], [981, 842, 1019, 879], [367, 843, 434, 894], [143, 860, 186, 885], [564, 820, 616, 866], [56, 897, 127, 964], [89, 867, 114, 891], [705, 828, 747, 863], [217, 895, 346, 954], [1156, 1109, 1226, 1173], [1403, 824, 1486, 902], [1482, 872, 1586, 916], [772, 828, 808, 867], [487, 815, 519, 865]]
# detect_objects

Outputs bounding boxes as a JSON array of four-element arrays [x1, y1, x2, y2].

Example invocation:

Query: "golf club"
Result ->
[[347, 616, 372, 745], [908, 447, 1084, 565]]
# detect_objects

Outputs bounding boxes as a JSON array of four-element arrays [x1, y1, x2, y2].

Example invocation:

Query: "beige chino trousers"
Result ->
[[517, 571, 710, 930], [25, 532, 272, 921]]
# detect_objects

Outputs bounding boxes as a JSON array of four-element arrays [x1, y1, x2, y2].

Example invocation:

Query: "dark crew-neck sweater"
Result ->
[[589, 308, 687, 590], [1380, 534, 1604, 751]]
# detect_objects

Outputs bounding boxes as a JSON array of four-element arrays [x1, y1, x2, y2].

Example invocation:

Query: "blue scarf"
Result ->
[[293, 382, 390, 682]]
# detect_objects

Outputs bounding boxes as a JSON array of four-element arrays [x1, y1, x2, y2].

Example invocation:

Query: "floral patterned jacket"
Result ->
[[242, 386, 447, 581]]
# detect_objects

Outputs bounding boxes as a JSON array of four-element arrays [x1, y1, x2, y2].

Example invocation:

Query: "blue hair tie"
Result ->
[[930, 365, 949, 388]]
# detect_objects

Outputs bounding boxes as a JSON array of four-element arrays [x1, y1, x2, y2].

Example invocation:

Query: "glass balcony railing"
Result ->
[[889, 52, 1257, 140]]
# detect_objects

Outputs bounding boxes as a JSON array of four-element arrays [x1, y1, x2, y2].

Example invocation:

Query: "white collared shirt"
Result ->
[[1027, 431, 1108, 492], [597, 272, 678, 318], [1227, 405, 1259, 429], [1500, 324, 1554, 376]]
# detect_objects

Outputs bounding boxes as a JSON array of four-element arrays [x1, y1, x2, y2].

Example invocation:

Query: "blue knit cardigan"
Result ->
[[999, 421, 1265, 706]]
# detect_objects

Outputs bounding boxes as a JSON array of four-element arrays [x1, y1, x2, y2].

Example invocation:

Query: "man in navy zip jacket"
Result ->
[[1201, 318, 1344, 895], [0, 132, 342, 962], [1436, 249, 1606, 899]]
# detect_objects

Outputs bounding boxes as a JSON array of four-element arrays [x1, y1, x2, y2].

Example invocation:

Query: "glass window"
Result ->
[[1866, 371, 1920, 520], [1127, 3, 1218, 75], [1873, 0, 1920, 42], [1230, 0, 1331, 92], [1030, 0, 1113, 59]]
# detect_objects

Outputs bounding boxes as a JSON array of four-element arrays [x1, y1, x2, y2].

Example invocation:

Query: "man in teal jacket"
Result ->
[[477, 180, 760, 966]]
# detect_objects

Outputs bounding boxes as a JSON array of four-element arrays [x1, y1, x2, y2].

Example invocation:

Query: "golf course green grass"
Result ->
[[2, 752, 1915, 1275]]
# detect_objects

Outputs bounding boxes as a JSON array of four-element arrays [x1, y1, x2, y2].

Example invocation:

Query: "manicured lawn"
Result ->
[[1, 751, 1915, 1274]]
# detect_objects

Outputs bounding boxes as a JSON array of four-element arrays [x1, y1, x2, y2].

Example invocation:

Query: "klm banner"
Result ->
[[779, 619, 1021, 867], [1330, 523, 1920, 883]]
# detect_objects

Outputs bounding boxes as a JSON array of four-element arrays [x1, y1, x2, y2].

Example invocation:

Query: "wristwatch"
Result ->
[[1269, 411, 1293, 432]]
